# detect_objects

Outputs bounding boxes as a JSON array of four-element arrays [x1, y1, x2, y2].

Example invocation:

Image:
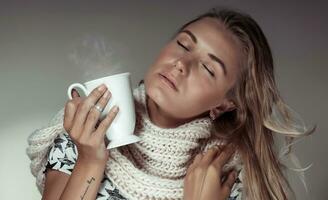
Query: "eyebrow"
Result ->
[[179, 30, 228, 76]]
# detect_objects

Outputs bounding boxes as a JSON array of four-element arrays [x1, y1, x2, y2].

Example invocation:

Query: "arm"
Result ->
[[42, 84, 119, 200], [59, 159, 106, 200], [42, 133, 107, 200], [42, 170, 69, 200], [42, 160, 105, 200]]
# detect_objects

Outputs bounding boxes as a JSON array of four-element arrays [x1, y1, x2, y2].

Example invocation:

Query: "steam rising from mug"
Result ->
[[65, 34, 140, 148], [67, 34, 124, 80]]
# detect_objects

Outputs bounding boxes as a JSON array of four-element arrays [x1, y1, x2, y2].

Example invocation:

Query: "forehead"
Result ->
[[180, 17, 243, 78]]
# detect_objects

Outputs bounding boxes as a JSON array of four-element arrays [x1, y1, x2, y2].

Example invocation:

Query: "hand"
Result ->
[[183, 143, 238, 200], [63, 84, 120, 165]]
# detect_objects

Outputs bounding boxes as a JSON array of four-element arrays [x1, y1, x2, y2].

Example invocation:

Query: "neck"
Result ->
[[146, 94, 207, 129], [145, 95, 184, 128]]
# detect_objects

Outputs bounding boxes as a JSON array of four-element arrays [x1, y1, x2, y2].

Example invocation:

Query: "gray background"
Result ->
[[0, 0, 327, 199]]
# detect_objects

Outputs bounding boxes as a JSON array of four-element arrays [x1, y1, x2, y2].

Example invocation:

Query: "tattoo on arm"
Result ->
[[80, 177, 96, 200]]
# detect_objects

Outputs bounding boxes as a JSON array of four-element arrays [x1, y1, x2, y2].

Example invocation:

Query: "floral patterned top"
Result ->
[[44, 132, 243, 200]]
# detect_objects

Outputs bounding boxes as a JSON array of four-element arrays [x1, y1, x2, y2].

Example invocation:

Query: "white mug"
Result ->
[[67, 72, 140, 149]]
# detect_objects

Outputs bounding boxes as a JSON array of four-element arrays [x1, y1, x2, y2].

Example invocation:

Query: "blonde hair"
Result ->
[[175, 7, 316, 200]]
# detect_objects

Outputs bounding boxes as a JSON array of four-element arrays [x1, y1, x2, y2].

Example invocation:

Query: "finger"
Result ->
[[186, 153, 203, 175], [212, 143, 236, 174], [95, 120, 101, 129], [83, 90, 111, 136], [199, 146, 220, 166], [71, 88, 80, 98], [84, 84, 108, 106], [94, 105, 119, 141], [71, 84, 107, 134], [221, 170, 238, 195], [63, 98, 82, 134], [193, 153, 203, 166]]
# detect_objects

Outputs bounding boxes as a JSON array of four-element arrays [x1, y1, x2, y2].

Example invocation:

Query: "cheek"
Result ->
[[185, 78, 225, 111], [155, 44, 182, 64], [146, 49, 181, 78], [187, 83, 226, 110], [177, 85, 219, 115]]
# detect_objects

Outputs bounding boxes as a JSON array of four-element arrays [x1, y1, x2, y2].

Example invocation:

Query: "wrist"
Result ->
[[76, 157, 107, 170]]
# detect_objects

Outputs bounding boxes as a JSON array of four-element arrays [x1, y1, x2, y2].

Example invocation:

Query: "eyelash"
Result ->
[[176, 40, 215, 77]]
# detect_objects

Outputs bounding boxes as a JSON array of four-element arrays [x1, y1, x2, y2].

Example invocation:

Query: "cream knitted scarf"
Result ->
[[26, 83, 242, 200]]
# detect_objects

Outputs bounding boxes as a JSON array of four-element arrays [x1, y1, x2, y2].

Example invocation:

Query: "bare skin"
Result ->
[[183, 144, 238, 200], [144, 17, 243, 128], [143, 17, 243, 199], [42, 17, 242, 200], [43, 85, 119, 200]]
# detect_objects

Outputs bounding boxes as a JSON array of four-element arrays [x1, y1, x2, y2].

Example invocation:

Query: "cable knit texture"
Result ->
[[26, 82, 243, 200]]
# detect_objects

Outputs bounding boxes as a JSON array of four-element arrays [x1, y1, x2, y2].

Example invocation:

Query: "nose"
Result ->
[[174, 54, 196, 75]]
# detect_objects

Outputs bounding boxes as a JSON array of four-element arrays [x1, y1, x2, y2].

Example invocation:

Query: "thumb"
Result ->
[[222, 170, 237, 195]]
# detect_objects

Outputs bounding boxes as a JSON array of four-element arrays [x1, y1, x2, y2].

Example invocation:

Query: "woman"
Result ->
[[26, 7, 314, 200]]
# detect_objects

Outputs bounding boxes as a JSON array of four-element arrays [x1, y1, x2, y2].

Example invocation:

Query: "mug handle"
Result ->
[[67, 83, 88, 100]]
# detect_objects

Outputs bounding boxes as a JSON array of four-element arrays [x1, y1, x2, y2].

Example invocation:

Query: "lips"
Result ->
[[159, 73, 178, 91]]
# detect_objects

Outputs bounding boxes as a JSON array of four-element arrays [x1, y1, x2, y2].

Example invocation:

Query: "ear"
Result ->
[[210, 100, 236, 119]]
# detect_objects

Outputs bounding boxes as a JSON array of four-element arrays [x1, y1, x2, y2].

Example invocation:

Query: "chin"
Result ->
[[145, 77, 165, 100], [146, 85, 170, 110], [145, 75, 177, 108], [146, 84, 164, 106]]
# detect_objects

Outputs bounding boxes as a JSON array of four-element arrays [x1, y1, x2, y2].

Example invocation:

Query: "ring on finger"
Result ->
[[94, 104, 104, 113]]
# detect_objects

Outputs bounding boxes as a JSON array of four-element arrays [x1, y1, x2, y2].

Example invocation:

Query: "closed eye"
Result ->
[[202, 64, 215, 77], [177, 40, 215, 78], [177, 40, 189, 51]]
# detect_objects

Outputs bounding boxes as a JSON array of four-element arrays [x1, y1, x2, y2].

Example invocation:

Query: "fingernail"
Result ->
[[113, 105, 119, 112], [98, 84, 106, 91], [103, 90, 110, 98]]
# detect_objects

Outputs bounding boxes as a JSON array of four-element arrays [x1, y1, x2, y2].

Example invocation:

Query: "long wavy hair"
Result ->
[[170, 7, 316, 200]]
